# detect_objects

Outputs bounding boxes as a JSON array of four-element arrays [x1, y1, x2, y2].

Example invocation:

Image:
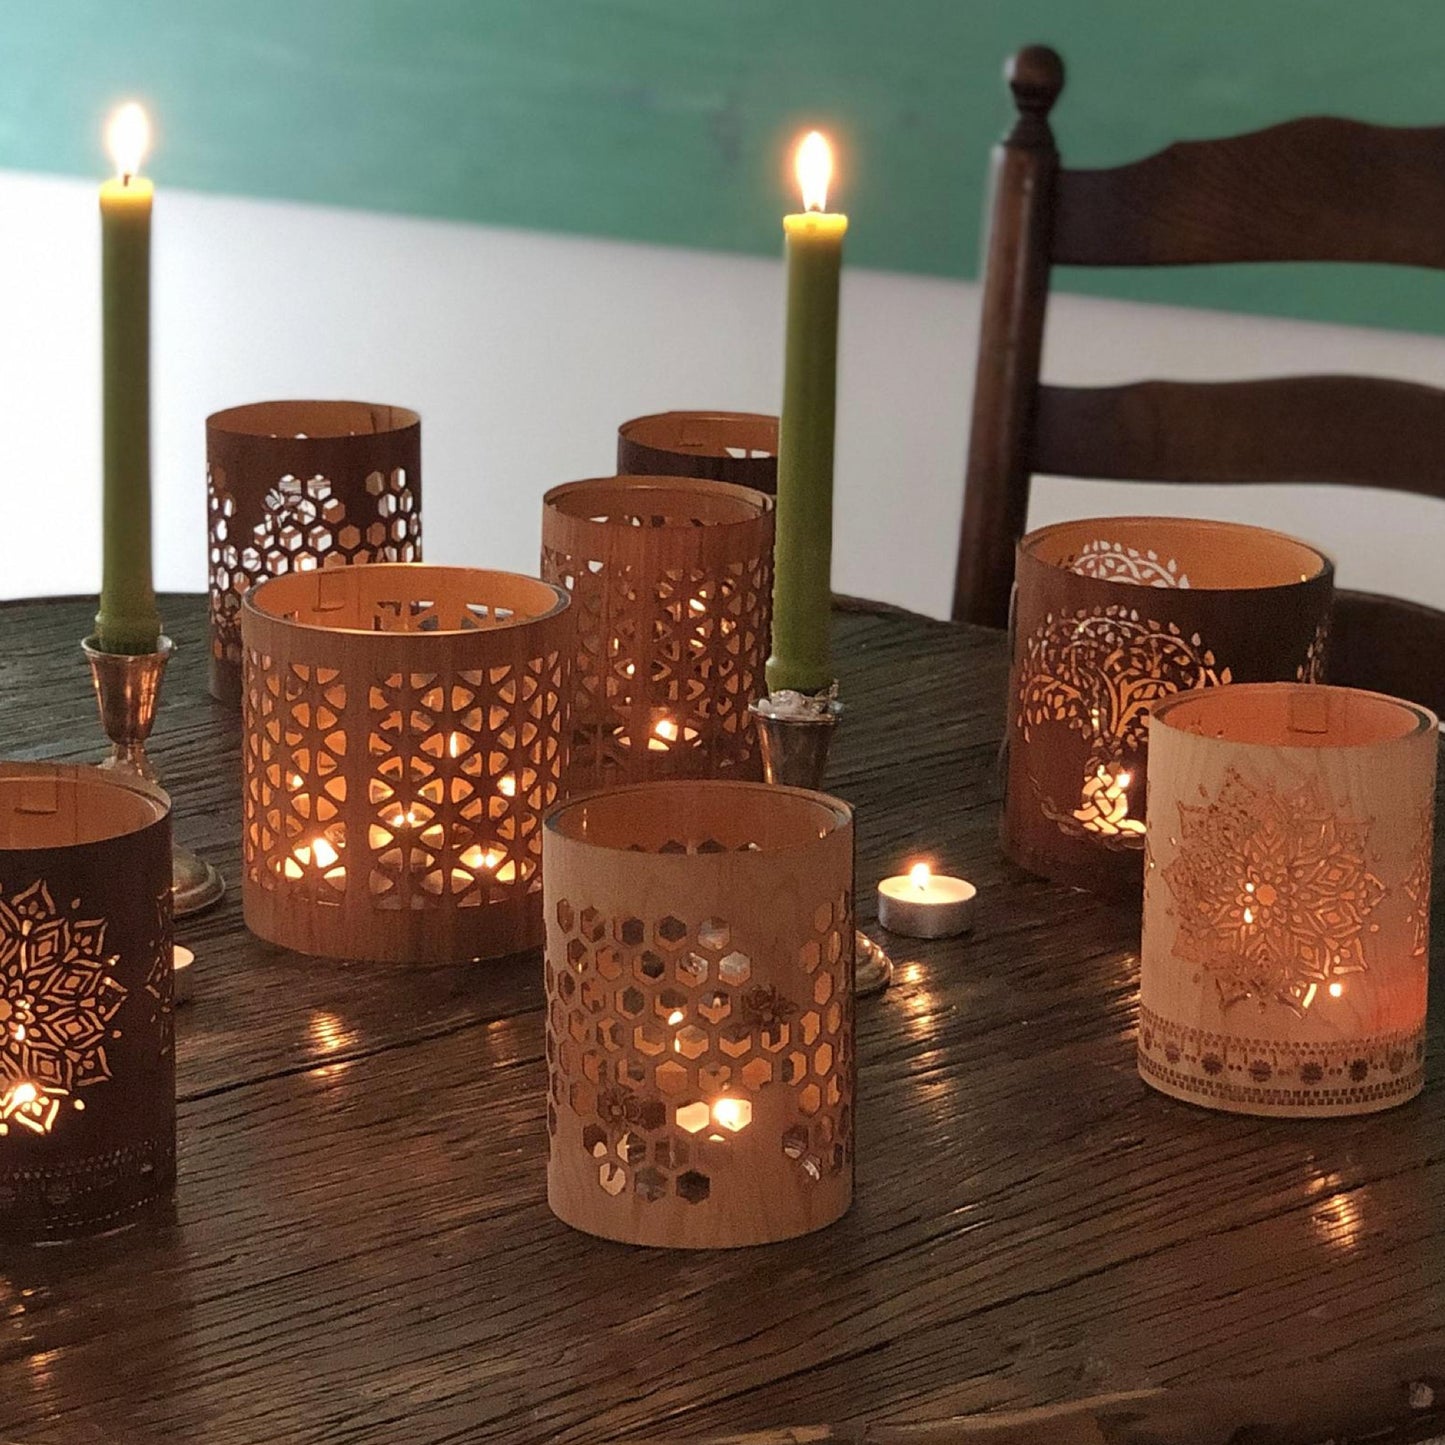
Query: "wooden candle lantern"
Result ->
[[0, 764, 175, 1241], [541, 476, 774, 794], [241, 565, 571, 964], [544, 781, 854, 1247], [207, 400, 423, 704], [1004, 517, 1333, 896], [617, 411, 779, 495], [1141, 684, 1436, 1116]]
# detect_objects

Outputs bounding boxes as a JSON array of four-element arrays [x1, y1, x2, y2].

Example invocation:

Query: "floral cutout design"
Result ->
[[1017, 604, 1230, 846], [1162, 767, 1386, 1015], [0, 881, 126, 1136], [1067, 539, 1190, 588]]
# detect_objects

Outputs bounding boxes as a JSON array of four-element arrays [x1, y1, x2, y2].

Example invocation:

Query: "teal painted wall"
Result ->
[[4, 0, 1444, 332]]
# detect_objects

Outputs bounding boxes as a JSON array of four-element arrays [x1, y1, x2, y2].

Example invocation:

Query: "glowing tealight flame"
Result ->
[[11, 1083, 37, 1108], [688, 597, 707, 616], [498, 774, 517, 798], [654, 718, 679, 743], [311, 836, 340, 870], [712, 1096, 752, 1132], [667, 1009, 685, 1026], [461, 845, 504, 871], [1328, 981, 1344, 998], [910, 863, 931, 892], [107, 101, 150, 181], [796, 129, 832, 212]]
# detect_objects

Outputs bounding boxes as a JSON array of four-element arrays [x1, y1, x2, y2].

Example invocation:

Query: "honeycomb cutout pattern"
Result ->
[[541, 483, 773, 792], [545, 890, 854, 1212], [241, 570, 570, 963], [208, 464, 421, 677]]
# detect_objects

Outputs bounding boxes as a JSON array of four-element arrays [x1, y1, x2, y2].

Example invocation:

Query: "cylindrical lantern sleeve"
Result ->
[[0, 764, 176, 1242], [207, 400, 422, 704], [541, 476, 774, 794], [1141, 684, 1436, 1116], [1004, 517, 1334, 896], [617, 411, 778, 495], [241, 565, 571, 964], [544, 781, 854, 1248]]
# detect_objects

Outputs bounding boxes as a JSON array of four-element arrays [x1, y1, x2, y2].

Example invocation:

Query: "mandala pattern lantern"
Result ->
[[541, 476, 774, 794], [241, 565, 570, 964], [0, 764, 175, 1242], [617, 411, 778, 495], [1140, 684, 1436, 1116], [544, 781, 854, 1248], [206, 400, 422, 704], [1003, 517, 1333, 896]]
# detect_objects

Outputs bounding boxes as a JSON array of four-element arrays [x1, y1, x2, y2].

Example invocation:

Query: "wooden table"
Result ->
[[1, 595, 1443, 1445]]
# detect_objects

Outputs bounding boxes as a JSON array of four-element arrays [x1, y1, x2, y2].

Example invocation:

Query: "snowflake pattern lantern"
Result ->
[[544, 781, 854, 1247], [241, 564, 571, 964], [1141, 684, 1436, 1116], [0, 764, 175, 1241], [1003, 517, 1334, 896], [541, 476, 774, 795], [207, 401, 422, 704]]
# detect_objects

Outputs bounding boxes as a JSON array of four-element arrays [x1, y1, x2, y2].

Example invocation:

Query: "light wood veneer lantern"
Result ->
[[541, 476, 774, 794], [241, 565, 571, 964], [1004, 517, 1334, 896], [544, 781, 854, 1247], [617, 411, 778, 495], [0, 764, 175, 1241], [1141, 684, 1436, 1116], [207, 400, 422, 703]]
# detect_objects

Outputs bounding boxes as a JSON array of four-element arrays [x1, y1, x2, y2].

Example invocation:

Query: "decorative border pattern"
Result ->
[[1138, 1005, 1424, 1112]]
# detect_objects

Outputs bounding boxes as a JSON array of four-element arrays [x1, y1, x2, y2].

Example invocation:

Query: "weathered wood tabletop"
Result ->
[[1, 594, 1443, 1445]]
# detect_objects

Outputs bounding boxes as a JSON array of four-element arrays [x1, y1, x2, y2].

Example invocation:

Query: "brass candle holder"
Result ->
[[81, 635, 226, 917], [749, 689, 892, 997]]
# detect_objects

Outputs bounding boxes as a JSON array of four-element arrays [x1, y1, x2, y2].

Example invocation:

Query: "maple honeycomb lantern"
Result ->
[[0, 763, 176, 1242], [541, 475, 774, 794], [206, 400, 422, 704], [241, 564, 571, 964], [544, 780, 855, 1247], [1004, 517, 1334, 896], [1141, 683, 1437, 1117]]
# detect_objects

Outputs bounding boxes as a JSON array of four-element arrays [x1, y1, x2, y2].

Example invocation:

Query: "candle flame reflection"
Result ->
[[107, 101, 151, 180], [796, 130, 832, 212]]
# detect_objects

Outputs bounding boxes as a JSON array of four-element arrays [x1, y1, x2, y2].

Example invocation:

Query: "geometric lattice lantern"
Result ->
[[617, 411, 779, 496], [544, 781, 854, 1247], [1004, 516, 1334, 897], [240, 565, 571, 964], [207, 400, 422, 704], [1141, 683, 1436, 1117], [541, 476, 775, 795], [0, 764, 175, 1242]]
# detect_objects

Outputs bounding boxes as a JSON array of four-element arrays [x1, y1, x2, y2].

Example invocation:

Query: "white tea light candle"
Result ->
[[877, 864, 976, 939], [173, 945, 195, 1005]]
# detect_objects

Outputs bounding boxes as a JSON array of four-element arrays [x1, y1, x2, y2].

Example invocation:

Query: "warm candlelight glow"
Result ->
[[498, 773, 517, 798], [311, 836, 340, 870], [910, 863, 931, 892], [667, 1008, 685, 1026], [461, 844, 504, 871], [795, 129, 832, 212], [106, 101, 151, 181], [712, 1096, 752, 1132], [1329, 981, 1344, 998]]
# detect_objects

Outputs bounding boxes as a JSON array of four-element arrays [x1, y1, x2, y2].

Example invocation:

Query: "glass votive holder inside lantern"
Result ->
[[1141, 683, 1436, 1116], [544, 780, 854, 1248], [206, 400, 423, 704], [240, 564, 571, 964], [0, 763, 176, 1242], [1004, 517, 1334, 896], [541, 475, 774, 794], [617, 411, 778, 495]]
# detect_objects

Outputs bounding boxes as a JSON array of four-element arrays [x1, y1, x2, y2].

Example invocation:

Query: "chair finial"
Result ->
[[1007, 45, 1065, 120]]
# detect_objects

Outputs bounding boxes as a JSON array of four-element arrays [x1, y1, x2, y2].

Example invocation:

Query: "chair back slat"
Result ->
[[1033, 377, 1445, 498], [1053, 118, 1445, 269]]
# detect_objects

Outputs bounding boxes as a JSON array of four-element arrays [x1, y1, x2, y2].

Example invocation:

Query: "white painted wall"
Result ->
[[4, 167, 1444, 619]]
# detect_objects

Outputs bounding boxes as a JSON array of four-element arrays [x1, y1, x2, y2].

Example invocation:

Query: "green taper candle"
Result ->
[[767, 130, 847, 696], [95, 102, 162, 655]]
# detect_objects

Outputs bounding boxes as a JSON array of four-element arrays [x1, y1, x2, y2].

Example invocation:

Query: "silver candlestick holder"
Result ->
[[749, 690, 892, 996], [82, 635, 226, 916]]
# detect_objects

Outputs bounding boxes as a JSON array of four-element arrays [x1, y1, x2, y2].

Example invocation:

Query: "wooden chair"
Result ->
[[953, 45, 1445, 716]]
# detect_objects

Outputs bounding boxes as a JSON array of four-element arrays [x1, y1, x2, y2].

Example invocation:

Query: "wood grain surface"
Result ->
[[1, 595, 1442, 1445]]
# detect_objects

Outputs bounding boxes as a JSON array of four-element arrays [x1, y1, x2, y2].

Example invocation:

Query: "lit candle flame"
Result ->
[[1328, 981, 1344, 998], [107, 101, 151, 181], [311, 836, 339, 870], [712, 1097, 751, 1132], [667, 1009, 685, 1026], [498, 774, 517, 798], [795, 130, 832, 212], [910, 863, 931, 892], [654, 718, 679, 743]]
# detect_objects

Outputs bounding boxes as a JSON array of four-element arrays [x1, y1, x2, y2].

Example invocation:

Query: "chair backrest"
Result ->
[[953, 45, 1445, 634]]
